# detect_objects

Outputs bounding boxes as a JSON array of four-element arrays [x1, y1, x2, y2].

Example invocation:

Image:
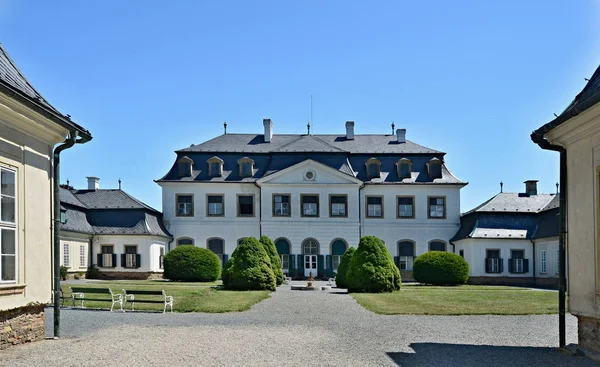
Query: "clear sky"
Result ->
[[1, 1, 599, 211]]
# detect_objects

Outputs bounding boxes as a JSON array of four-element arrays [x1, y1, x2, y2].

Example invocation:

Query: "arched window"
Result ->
[[275, 238, 290, 271], [302, 238, 319, 255], [429, 240, 446, 252], [237, 157, 254, 177], [396, 158, 412, 180], [177, 238, 194, 246], [365, 158, 381, 179], [237, 237, 247, 245], [207, 156, 224, 177], [427, 158, 442, 179], [330, 239, 347, 270], [177, 156, 193, 177], [398, 240, 415, 270], [207, 238, 225, 261]]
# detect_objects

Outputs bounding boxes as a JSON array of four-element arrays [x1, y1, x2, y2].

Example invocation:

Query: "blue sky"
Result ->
[[1, 1, 599, 211]]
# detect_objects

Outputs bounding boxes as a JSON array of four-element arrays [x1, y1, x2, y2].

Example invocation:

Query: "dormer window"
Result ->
[[426, 158, 442, 179], [366, 158, 381, 178], [396, 158, 412, 180], [207, 156, 224, 177], [237, 157, 254, 177], [177, 156, 193, 177]]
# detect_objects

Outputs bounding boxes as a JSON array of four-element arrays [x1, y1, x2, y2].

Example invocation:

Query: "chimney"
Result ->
[[263, 118, 273, 143], [86, 176, 100, 190], [396, 128, 406, 143], [345, 121, 355, 140], [524, 180, 538, 196]]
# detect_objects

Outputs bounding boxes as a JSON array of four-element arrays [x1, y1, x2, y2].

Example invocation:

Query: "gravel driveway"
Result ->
[[1, 282, 595, 367]]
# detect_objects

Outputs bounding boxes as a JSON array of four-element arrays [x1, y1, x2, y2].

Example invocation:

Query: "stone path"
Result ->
[[0, 281, 595, 366]]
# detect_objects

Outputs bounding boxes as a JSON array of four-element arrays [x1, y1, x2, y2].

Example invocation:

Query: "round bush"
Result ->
[[259, 236, 285, 286], [413, 251, 469, 285], [334, 247, 355, 289], [222, 237, 276, 291], [346, 236, 401, 293], [163, 246, 221, 282]]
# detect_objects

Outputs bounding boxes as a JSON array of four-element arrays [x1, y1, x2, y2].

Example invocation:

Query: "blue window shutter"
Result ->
[[290, 255, 296, 269], [326, 255, 332, 277], [524, 259, 529, 273], [121, 254, 126, 268], [298, 255, 304, 273], [97, 253, 103, 267], [317, 255, 324, 278], [112, 254, 117, 268], [135, 254, 141, 268], [223, 254, 229, 268], [394, 256, 400, 269]]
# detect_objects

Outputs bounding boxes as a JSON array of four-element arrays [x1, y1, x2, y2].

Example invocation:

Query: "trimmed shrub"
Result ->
[[259, 236, 285, 286], [222, 237, 276, 291], [346, 236, 401, 293], [334, 247, 355, 289], [163, 246, 221, 282], [413, 251, 469, 285]]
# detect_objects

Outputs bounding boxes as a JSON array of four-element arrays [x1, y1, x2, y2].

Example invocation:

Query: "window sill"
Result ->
[[0, 284, 26, 295]]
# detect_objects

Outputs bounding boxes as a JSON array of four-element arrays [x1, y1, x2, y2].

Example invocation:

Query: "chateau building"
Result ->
[[59, 177, 171, 279], [158, 119, 467, 279]]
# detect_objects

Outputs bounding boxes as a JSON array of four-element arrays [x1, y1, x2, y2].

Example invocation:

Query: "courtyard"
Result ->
[[0, 282, 593, 367]]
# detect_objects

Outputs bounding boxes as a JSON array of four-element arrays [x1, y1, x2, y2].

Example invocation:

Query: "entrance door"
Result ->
[[304, 255, 317, 277]]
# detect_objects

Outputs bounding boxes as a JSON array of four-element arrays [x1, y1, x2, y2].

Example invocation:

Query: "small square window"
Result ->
[[301, 195, 319, 217], [428, 197, 445, 218], [207, 195, 224, 216], [176, 195, 194, 216], [330, 195, 347, 217], [397, 197, 414, 218], [273, 195, 290, 216], [238, 195, 254, 217], [366, 197, 383, 218]]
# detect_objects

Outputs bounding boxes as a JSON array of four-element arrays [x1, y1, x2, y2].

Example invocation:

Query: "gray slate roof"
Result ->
[[0, 43, 91, 138], [59, 187, 171, 238], [452, 192, 559, 242], [179, 133, 442, 154]]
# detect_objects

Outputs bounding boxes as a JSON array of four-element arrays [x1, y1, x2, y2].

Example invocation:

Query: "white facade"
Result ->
[[91, 235, 167, 274], [59, 232, 91, 273]]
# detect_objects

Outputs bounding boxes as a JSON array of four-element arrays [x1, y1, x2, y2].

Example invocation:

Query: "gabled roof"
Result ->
[[532, 63, 600, 142], [70, 189, 159, 211], [464, 193, 557, 214], [0, 44, 91, 139], [178, 133, 442, 154]]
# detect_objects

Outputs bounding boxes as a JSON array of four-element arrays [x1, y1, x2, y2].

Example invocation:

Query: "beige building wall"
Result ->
[[0, 94, 70, 311]]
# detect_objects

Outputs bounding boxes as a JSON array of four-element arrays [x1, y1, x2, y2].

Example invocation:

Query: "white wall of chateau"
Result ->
[[546, 102, 600, 318], [454, 238, 534, 277], [0, 95, 69, 310], [59, 232, 91, 272], [91, 235, 167, 273], [534, 237, 560, 278]]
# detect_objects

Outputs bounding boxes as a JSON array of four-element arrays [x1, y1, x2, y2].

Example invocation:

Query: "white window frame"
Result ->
[[489, 258, 500, 273], [540, 250, 547, 274], [79, 245, 86, 268], [399, 256, 413, 270], [280, 254, 289, 270], [63, 243, 70, 267], [125, 245, 138, 268], [274, 195, 290, 216], [332, 255, 342, 271], [0, 167, 17, 283]]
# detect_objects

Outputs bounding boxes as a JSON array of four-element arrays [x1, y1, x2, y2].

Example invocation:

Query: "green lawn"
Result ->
[[351, 284, 559, 315], [61, 280, 271, 313]]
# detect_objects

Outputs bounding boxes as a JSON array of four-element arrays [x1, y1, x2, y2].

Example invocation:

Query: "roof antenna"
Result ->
[[307, 122, 311, 135], [553, 113, 558, 117], [223, 121, 227, 134], [118, 178, 122, 190], [66, 179, 70, 187], [391, 121, 395, 135], [500, 181, 503, 193], [556, 182, 559, 194]]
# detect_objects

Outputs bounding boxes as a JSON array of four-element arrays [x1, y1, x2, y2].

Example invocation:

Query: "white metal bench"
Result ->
[[123, 289, 174, 313], [284, 276, 292, 284], [70, 287, 124, 312], [327, 278, 336, 286]]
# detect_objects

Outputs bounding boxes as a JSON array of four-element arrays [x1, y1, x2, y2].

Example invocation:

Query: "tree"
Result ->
[[163, 246, 221, 282], [259, 236, 285, 286], [346, 236, 401, 293], [334, 247, 355, 289], [222, 237, 276, 291], [413, 251, 469, 285]]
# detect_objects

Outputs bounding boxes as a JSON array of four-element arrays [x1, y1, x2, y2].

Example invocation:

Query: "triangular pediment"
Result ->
[[257, 159, 361, 185]]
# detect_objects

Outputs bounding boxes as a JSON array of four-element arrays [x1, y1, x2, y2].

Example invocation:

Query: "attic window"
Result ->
[[60, 209, 67, 224], [426, 158, 442, 179], [207, 157, 224, 177], [366, 158, 381, 179], [396, 158, 412, 180], [177, 156, 193, 177], [237, 157, 254, 177]]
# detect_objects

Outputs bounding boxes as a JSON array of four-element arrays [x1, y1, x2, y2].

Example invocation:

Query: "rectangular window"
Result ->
[[101, 245, 114, 268], [0, 168, 16, 283], [237, 195, 254, 217], [176, 194, 194, 217], [366, 196, 383, 218], [0, 168, 16, 224], [159, 247, 165, 269], [241, 162, 252, 177], [125, 245, 138, 268], [1, 228, 16, 282], [428, 197, 446, 218], [330, 195, 347, 217], [207, 195, 224, 216], [540, 250, 547, 274], [510, 249, 525, 273], [397, 196, 414, 218], [486, 249, 501, 273], [332, 255, 342, 270], [63, 243, 70, 267], [399, 256, 413, 270], [60, 210, 67, 224], [301, 195, 319, 217], [459, 250, 464, 258], [79, 245, 86, 268], [210, 162, 221, 177], [280, 254, 289, 270], [273, 194, 290, 216]]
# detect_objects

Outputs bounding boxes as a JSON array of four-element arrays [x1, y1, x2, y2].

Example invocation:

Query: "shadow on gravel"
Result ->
[[387, 343, 595, 367]]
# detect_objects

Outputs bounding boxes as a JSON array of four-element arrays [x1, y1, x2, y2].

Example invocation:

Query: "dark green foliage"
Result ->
[[346, 236, 401, 293], [60, 265, 69, 280], [413, 251, 469, 285], [334, 247, 355, 289], [222, 237, 276, 291], [259, 236, 285, 286], [86, 265, 100, 279], [163, 246, 221, 282]]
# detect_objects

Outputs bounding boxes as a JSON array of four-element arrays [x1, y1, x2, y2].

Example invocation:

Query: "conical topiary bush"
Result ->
[[259, 236, 285, 286], [222, 237, 276, 291], [334, 247, 355, 289], [346, 236, 401, 293]]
